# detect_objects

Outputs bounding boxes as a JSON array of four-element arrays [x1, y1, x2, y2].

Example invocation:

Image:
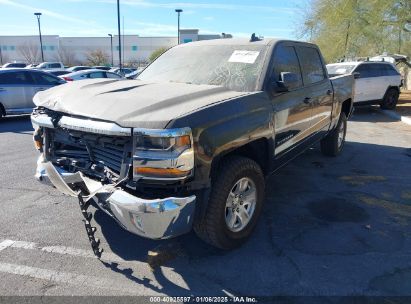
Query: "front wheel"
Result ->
[[320, 112, 347, 157], [194, 156, 265, 250]]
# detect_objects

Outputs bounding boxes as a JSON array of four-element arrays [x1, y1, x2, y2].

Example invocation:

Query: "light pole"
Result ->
[[0, 44, 3, 65], [116, 0, 122, 69], [108, 34, 113, 66], [34, 12, 44, 62], [175, 9, 183, 44]]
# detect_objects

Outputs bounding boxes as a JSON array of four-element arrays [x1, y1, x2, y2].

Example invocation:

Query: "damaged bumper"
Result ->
[[35, 155, 196, 239]]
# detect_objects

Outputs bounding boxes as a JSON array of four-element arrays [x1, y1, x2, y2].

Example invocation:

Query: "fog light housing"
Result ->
[[33, 128, 43, 151]]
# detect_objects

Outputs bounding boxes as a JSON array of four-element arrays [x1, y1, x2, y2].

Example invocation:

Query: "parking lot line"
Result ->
[[0, 239, 137, 265], [0, 240, 15, 252], [0, 261, 150, 294]]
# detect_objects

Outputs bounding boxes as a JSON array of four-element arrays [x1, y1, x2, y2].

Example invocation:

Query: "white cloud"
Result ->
[[0, 0, 91, 25], [96, 0, 298, 13]]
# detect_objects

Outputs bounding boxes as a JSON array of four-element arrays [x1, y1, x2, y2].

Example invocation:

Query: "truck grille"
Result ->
[[49, 128, 132, 176], [90, 143, 124, 173]]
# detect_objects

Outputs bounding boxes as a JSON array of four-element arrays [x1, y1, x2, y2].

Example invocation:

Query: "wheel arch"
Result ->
[[210, 137, 272, 181], [386, 86, 400, 94], [341, 98, 353, 119]]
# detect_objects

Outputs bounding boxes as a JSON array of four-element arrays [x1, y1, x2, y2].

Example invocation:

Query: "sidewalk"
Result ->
[[397, 90, 411, 119], [379, 90, 411, 125]]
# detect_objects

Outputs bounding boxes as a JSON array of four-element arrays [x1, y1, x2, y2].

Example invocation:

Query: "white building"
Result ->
[[0, 29, 222, 66]]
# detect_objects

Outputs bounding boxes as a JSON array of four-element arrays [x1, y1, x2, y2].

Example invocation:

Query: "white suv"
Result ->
[[327, 61, 402, 109]]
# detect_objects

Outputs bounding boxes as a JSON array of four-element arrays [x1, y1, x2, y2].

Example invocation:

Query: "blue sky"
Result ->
[[0, 0, 303, 38]]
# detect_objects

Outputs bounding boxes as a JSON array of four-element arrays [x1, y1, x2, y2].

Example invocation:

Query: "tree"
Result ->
[[149, 47, 168, 62], [85, 49, 109, 66], [297, 0, 411, 62], [127, 57, 149, 67], [54, 45, 78, 66], [17, 42, 40, 64]]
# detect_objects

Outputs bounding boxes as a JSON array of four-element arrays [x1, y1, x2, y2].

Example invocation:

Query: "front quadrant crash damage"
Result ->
[[77, 194, 103, 258], [32, 37, 354, 251]]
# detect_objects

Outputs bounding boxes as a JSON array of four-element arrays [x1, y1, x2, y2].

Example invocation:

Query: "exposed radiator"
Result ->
[[49, 128, 132, 176]]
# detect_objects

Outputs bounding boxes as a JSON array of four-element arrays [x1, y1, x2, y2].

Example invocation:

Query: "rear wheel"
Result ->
[[194, 156, 265, 250], [380, 88, 399, 110], [321, 112, 347, 157], [0, 104, 4, 119]]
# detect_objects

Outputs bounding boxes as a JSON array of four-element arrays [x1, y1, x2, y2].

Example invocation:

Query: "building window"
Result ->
[[183, 39, 193, 43], [42, 46, 46, 51], [2, 46, 7, 51], [49, 46, 55, 51], [116, 46, 119, 51], [132, 46, 138, 51], [9, 46, 15, 51]]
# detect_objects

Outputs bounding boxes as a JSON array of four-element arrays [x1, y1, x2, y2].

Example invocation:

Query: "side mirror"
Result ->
[[274, 72, 299, 92], [353, 72, 360, 79]]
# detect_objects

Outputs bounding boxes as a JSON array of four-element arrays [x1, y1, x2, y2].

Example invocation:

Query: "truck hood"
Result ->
[[34, 79, 248, 128]]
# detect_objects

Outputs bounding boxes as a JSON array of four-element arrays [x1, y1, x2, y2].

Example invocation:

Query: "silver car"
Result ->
[[0, 69, 65, 118], [59, 69, 123, 81]]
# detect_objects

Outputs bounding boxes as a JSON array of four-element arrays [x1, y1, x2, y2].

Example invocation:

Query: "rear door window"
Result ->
[[106, 72, 121, 79], [89, 72, 105, 78], [371, 64, 384, 77], [0, 71, 32, 85], [31, 72, 62, 85], [354, 64, 382, 78], [382, 64, 400, 76], [271, 44, 303, 90], [49, 63, 61, 68], [295, 46, 325, 85]]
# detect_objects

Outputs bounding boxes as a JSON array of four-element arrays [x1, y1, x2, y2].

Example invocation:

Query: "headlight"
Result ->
[[133, 127, 194, 181]]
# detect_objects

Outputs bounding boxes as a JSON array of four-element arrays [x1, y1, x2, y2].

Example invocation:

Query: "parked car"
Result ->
[[125, 67, 145, 79], [66, 66, 92, 72], [0, 69, 65, 118], [92, 66, 111, 71], [31, 38, 353, 253], [109, 67, 136, 76], [59, 69, 123, 81], [32, 62, 65, 70], [1, 62, 27, 68], [26, 63, 39, 68], [44, 69, 70, 77], [327, 61, 401, 109]]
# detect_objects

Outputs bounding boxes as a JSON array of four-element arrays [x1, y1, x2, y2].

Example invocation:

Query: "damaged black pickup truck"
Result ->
[[31, 38, 353, 251]]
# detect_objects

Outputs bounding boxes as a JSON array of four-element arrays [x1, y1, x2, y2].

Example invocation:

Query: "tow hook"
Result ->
[[77, 194, 103, 258]]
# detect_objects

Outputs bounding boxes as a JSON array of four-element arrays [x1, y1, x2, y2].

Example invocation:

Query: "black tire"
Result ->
[[380, 88, 399, 110], [0, 104, 4, 119], [320, 112, 347, 157], [194, 156, 265, 250]]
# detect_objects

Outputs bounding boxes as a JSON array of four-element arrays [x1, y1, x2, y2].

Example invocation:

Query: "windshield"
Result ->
[[138, 44, 268, 92], [326, 64, 356, 76]]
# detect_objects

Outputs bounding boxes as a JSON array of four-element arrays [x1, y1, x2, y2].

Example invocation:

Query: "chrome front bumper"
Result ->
[[35, 155, 196, 239]]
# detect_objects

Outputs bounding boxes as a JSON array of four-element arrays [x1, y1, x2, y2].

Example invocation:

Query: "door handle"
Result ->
[[303, 97, 312, 104]]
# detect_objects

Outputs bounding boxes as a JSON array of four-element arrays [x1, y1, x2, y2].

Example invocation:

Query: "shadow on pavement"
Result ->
[[349, 106, 401, 123], [94, 140, 411, 296], [0, 115, 33, 133]]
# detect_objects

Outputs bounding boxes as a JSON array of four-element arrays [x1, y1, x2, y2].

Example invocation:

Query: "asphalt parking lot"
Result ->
[[0, 107, 410, 298]]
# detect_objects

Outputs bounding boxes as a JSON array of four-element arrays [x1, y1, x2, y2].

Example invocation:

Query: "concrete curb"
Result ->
[[380, 109, 411, 126]]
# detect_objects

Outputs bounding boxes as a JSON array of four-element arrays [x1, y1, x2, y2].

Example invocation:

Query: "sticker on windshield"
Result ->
[[228, 50, 260, 64]]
